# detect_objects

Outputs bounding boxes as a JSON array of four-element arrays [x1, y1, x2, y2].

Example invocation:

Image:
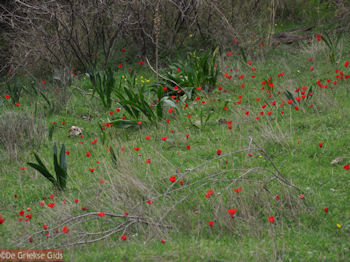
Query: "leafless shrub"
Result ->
[[0, 111, 46, 160], [4, 0, 346, 76]]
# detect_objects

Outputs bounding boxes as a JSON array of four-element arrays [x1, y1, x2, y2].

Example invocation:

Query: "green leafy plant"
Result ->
[[110, 71, 177, 128], [48, 124, 55, 141], [321, 32, 342, 64], [27, 143, 68, 191], [162, 47, 220, 100], [86, 67, 116, 109], [109, 146, 118, 168], [6, 80, 24, 104]]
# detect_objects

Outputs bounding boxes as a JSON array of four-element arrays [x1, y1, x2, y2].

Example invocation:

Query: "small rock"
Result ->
[[68, 126, 84, 137]]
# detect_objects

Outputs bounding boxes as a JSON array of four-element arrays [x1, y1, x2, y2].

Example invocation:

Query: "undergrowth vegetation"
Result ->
[[0, 2, 350, 261]]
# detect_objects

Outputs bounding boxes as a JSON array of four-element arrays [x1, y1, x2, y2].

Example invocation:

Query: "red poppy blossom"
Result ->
[[208, 221, 214, 227], [62, 226, 69, 233], [227, 209, 238, 216], [318, 142, 323, 148], [161, 239, 166, 244], [268, 216, 275, 223], [120, 234, 127, 240], [97, 212, 106, 217], [169, 176, 176, 183], [344, 164, 349, 170], [134, 147, 140, 151], [89, 168, 95, 173], [86, 152, 91, 157], [5, 95, 10, 100], [217, 149, 222, 156], [205, 189, 214, 198], [47, 203, 55, 208], [234, 187, 242, 193], [324, 207, 329, 213], [147, 200, 153, 205], [161, 137, 167, 141]]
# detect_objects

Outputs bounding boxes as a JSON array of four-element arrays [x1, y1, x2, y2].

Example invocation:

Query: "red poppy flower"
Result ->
[[120, 234, 127, 240], [299, 194, 304, 199], [82, 206, 87, 211], [205, 189, 214, 198], [5, 95, 10, 100], [344, 164, 349, 170], [186, 145, 191, 150], [275, 195, 280, 200], [86, 152, 91, 157], [161, 137, 167, 141], [146, 158, 151, 164], [62, 226, 69, 233], [43, 224, 48, 230], [324, 207, 329, 213], [47, 203, 55, 208], [15, 102, 20, 107], [0, 218, 5, 224], [147, 200, 153, 205], [268, 216, 275, 223], [29, 237, 33, 242], [217, 149, 222, 156], [227, 209, 238, 216], [19, 210, 24, 216], [208, 221, 214, 227], [134, 147, 140, 151], [318, 142, 323, 148], [89, 168, 95, 173], [169, 176, 176, 183], [234, 187, 242, 193], [91, 138, 97, 144], [65, 151, 70, 155], [345, 61, 349, 67], [161, 239, 166, 244], [97, 212, 106, 217]]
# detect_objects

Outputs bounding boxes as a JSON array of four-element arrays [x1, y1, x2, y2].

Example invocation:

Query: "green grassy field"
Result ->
[[0, 35, 349, 261]]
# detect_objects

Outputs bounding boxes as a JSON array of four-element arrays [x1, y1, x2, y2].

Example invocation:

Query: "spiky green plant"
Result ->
[[162, 47, 220, 100], [86, 67, 116, 109], [27, 143, 68, 191], [321, 32, 342, 64]]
